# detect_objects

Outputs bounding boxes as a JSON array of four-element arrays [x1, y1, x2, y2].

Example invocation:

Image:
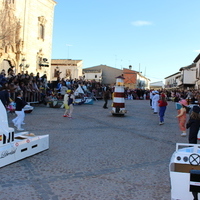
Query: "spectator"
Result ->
[[0, 85, 10, 108], [0, 72, 7, 86], [60, 83, 68, 99], [186, 106, 200, 144], [7, 66, 14, 75]]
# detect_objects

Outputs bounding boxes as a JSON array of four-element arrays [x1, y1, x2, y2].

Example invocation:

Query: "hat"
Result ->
[[161, 93, 165, 97], [193, 106, 200, 114], [179, 99, 188, 106], [154, 91, 159, 94]]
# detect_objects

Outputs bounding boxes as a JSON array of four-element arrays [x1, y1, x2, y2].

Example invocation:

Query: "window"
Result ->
[[38, 16, 46, 40], [39, 24, 44, 40]]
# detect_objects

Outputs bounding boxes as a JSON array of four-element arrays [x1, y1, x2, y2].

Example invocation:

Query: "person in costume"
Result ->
[[12, 91, 27, 131], [176, 99, 188, 137], [63, 90, 75, 118], [152, 90, 159, 114]]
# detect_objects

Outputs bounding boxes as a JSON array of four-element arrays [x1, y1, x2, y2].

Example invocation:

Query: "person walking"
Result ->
[[158, 93, 168, 125], [176, 99, 188, 137], [12, 91, 27, 131], [103, 87, 110, 109], [63, 90, 70, 117], [63, 90, 75, 118], [149, 90, 154, 108], [152, 90, 159, 114], [186, 106, 200, 144]]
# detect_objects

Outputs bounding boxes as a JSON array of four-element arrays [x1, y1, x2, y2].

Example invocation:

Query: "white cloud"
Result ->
[[131, 20, 153, 26], [194, 50, 200, 53]]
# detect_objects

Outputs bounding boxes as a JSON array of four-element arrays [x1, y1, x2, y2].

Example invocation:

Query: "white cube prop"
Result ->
[[0, 100, 49, 168]]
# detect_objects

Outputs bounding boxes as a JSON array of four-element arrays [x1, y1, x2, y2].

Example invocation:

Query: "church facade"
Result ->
[[0, 0, 56, 80]]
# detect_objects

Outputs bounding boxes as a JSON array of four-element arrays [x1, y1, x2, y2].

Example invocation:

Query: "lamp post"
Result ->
[[19, 58, 29, 72]]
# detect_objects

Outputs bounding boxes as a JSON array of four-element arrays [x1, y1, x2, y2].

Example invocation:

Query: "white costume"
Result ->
[[152, 91, 159, 113]]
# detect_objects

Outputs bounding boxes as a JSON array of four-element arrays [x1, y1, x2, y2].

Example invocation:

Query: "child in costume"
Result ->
[[63, 90, 75, 118], [176, 99, 188, 136], [12, 91, 27, 131]]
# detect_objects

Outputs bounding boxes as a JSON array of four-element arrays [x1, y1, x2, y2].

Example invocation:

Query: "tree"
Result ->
[[0, 0, 21, 54]]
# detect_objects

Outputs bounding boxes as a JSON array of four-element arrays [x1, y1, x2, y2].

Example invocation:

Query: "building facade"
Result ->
[[51, 59, 83, 81], [83, 65, 150, 89], [83, 65, 122, 85], [82, 69, 102, 82], [179, 64, 196, 88], [165, 63, 196, 89], [164, 72, 181, 89], [194, 54, 200, 89], [123, 68, 150, 89], [150, 81, 164, 90], [0, 0, 56, 79]]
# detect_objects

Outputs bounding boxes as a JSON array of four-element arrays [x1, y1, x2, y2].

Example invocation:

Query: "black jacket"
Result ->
[[186, 118, 200, 132], [186, 118, 200, 144], [15, 97, 27, 111]]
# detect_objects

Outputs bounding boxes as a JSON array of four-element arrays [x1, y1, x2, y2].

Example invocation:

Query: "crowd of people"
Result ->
[[1, 66, 200, 104], [2, 67, 200, 143], [149, 89, 200, 145], [0, 68, 112, 106]]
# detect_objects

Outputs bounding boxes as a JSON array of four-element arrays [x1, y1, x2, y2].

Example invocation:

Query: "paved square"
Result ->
[[1, 99, 188, 200]]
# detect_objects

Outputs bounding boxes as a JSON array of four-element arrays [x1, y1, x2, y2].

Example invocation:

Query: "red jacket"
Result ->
[[158, 100, 168, 107]]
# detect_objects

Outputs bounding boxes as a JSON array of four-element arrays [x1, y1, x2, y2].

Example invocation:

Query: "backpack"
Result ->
[[185, 106, 191, 114]]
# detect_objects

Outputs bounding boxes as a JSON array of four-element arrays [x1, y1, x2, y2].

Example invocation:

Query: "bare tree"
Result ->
[[0, 0, 21, 52]]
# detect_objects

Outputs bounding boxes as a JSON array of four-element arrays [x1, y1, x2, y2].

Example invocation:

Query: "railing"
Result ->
[[9, 90, 41, 104]]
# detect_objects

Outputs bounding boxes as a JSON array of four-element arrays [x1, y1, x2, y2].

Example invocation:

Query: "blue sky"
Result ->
[[52, 0, 200, 83]]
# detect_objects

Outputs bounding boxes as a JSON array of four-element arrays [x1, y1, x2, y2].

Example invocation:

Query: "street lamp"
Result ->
[[19, 58, 29, 72]]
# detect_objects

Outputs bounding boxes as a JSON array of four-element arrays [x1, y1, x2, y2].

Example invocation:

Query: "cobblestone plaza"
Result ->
[[1, 99, 188, 200]]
